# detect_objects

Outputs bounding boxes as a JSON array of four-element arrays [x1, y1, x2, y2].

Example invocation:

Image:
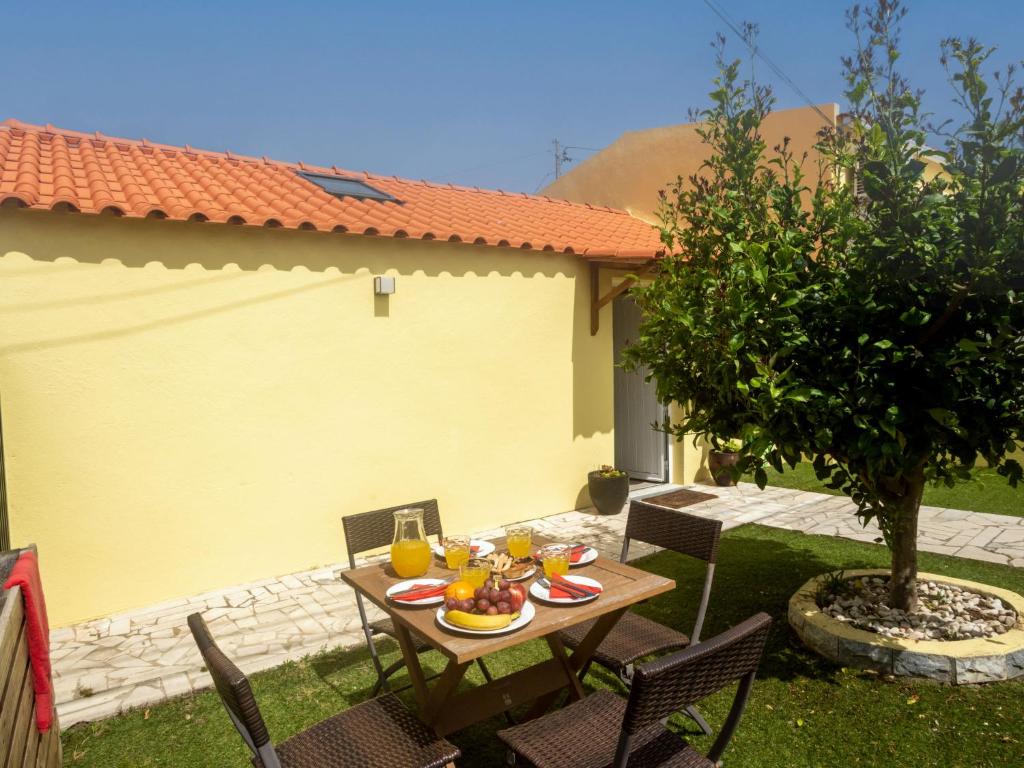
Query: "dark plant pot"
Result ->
[[587, 471, 629, 515], [708, 451, 739, 486]]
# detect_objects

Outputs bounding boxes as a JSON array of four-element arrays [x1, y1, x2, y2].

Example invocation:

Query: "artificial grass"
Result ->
[[766, 462, 1024, 517], [63, 524, 1024, 768]]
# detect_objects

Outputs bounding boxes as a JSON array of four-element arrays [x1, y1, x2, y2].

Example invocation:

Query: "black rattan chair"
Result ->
[[558, 499, 722, 733], [342, 499, 493, 696], [499, 612, 771, 768], [187, 612, 459, 768]]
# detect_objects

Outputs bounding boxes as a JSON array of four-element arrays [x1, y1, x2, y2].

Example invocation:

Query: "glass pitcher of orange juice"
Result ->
[[390, 508, 432, 578]]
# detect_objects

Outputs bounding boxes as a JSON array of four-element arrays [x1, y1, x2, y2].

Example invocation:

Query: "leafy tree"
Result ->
[[627, 0, 1024, 611]]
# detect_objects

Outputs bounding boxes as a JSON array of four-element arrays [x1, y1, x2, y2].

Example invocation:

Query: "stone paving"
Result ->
[[52, 482, 1024, 728]]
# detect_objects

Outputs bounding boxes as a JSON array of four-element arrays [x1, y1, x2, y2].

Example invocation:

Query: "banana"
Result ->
[[444, 610, 520, 630]]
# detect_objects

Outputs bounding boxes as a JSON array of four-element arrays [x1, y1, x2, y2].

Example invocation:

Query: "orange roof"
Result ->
[[0, 119, 662, 260]]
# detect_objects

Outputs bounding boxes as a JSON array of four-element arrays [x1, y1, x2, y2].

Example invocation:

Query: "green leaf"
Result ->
[[899, 307, 931, 326], [927, 408, 957, 427], [874, 339, 894, 349], [904, 159, 926, 180], [990, 155, 1019, 184]]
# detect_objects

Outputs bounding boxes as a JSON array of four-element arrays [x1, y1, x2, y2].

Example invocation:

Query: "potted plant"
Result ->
[[708, 439, 741, 487], [587, 465, 629, 515]]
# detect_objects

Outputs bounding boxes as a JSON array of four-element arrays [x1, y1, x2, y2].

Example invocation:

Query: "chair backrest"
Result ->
[[612, 612, 772, 768], [621, 499, 722, 564], [341, 498, 442, 569], [187, 613, 281, 768], [621, 499, 723, 642], [0, 545, 62, 768]]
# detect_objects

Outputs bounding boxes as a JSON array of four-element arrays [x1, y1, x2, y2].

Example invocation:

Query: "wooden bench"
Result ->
[[0, 547, 61, 768]]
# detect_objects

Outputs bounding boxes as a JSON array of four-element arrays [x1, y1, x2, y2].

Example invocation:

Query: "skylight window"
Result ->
[[298, 171, 398, 203]]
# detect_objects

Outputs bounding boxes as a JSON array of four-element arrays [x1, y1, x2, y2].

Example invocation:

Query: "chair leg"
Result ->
[[617, 663, 635, 687], [576, 658, 593, 684], [684, 704, 713, 736], [370, 654, 411, 697]]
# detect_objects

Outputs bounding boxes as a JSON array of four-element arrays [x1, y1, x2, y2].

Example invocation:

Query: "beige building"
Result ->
[[544, 104, 839, 222]]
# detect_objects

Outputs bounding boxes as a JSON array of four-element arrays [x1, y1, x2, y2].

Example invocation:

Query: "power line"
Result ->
[[552, 140, 602, 179], [701, 0, 834, 126]]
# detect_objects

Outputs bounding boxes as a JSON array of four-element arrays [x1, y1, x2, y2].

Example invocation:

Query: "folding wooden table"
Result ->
[[341, 536, 675, 735]]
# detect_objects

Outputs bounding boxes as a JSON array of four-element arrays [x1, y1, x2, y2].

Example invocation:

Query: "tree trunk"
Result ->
[[889, 474, 925, 612]]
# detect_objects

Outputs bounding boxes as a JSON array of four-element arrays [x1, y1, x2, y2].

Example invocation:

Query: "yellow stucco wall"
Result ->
[[0, 208, 615, 626]]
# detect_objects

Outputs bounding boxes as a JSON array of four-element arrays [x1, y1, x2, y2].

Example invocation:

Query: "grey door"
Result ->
[[613, 296, 668, 481]]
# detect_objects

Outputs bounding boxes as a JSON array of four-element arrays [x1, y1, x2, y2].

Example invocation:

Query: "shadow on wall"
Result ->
[[692, 437, 712, 484], [0, 208, 612, 440], [1, 208, 577, 277], [574, 482, 592, 510]]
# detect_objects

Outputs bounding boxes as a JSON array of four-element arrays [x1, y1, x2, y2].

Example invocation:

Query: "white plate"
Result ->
[[435, 600, 535, 636], [386, 578, 448, 607], [432, 539, 496, 558], [529, 575, 603, 605], [570, 547, 598, 567], [501, 565, 537, 582]]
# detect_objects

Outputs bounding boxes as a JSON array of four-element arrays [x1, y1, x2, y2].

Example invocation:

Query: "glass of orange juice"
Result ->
[[540, 544, 571, 579], [460, 558, 491, 589], [444, 535, 471, 570], [505, 525, 533, 559]]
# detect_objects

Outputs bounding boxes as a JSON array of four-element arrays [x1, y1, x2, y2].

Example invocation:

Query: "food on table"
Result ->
[[459, 557, 491, 588], [390, 539, 432, 578], [504, 524, 533, 559], [485, 551, 533, 580], [443, 576, 527, 629], [444, 609, 518, 630], [539, 544, 571, 579], [444, 580, 477, 601], [443, 535, 471, 570]]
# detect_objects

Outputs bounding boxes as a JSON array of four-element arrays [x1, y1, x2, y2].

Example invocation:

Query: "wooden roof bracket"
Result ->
[[590, 259, 656, 335]]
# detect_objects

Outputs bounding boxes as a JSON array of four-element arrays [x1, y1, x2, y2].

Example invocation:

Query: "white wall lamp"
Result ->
[[374, 276, 396, 295]]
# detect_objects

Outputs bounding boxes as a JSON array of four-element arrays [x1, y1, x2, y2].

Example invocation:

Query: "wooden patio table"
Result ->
[[340, 535, 675, 735]]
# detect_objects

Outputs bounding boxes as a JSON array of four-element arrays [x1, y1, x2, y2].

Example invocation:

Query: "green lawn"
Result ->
[[63, 525, 1024, 768], [766, 462, 1024, 517]]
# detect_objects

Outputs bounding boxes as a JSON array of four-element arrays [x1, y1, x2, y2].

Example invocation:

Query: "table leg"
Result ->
[[424, 659, 471, 725], [545, 634, 586, 702], [391, 622, 430, 709], [523, 607, 628, 720]]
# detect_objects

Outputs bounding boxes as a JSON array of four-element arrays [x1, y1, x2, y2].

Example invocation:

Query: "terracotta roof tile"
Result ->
[[0, 119, 663, 260]]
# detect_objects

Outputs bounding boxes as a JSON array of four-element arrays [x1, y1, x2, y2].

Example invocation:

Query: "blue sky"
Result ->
[[5, 1, 1021, 193]]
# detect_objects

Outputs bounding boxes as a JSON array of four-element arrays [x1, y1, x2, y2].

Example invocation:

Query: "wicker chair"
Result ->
[[342, 499, 493, 696], [558, 499, 722, 733], [187, 613, 459, 768], [499, 612, 772, 768]]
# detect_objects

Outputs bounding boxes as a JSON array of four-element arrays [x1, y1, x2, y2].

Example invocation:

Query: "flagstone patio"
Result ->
[[51, 482, 1024, 728]]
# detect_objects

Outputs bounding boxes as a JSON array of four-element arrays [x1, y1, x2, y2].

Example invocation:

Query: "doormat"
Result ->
[[643, 489, 718, 509]]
